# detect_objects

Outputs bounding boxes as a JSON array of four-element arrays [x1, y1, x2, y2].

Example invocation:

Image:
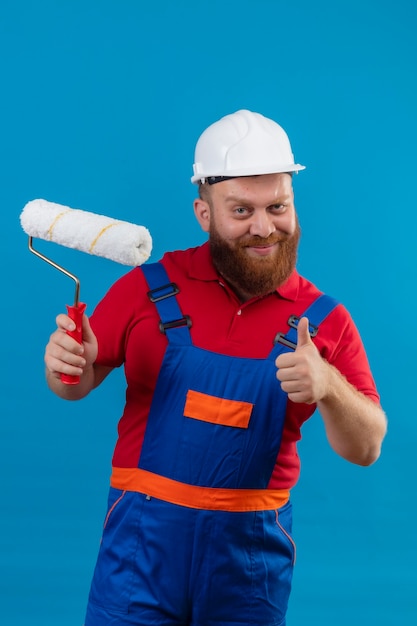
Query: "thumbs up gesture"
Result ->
[[275, 317, 329, 404]]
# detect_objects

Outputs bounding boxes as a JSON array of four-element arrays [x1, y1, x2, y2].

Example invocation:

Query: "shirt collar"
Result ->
[[189, 242, 300, 302]]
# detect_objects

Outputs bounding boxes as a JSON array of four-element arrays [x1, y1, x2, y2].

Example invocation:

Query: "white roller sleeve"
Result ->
[[20, 199, 152, 266]]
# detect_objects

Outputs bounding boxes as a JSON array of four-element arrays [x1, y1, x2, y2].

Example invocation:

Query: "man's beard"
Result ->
[[209, 219, 300, 299]]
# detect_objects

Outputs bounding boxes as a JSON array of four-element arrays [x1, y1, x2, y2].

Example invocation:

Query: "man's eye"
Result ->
[[234, 207, 248, 215]]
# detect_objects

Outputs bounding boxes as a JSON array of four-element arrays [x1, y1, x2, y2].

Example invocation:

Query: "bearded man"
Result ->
[[44, 110, 387, 626], [198, 172, 300, 300]]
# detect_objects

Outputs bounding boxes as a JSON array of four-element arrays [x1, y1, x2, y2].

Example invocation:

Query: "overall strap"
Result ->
[[141, 262, 192, 345], [269, 294, 339, 360]]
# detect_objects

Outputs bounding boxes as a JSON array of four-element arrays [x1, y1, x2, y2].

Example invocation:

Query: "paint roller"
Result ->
[[20, 198, 152, 384]]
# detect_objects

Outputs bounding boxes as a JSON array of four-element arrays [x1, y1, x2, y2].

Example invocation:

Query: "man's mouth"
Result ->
[[245, 242, 278, 256]]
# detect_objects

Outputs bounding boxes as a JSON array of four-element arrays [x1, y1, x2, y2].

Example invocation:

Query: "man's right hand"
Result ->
[[44, 313, 99, 394]]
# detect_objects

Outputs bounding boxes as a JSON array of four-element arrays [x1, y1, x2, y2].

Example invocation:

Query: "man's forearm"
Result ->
[[46, 365, 97, 401], [318, 363, 387, 466]]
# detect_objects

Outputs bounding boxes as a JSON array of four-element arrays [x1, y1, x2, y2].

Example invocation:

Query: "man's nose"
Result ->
[[248, 212, 276, 238]]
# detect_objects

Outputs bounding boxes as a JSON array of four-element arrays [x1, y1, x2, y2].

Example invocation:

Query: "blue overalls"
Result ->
[[85, 263, 338, 626]]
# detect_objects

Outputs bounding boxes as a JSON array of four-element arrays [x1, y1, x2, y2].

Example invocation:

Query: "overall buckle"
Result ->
[[147, 282, 179, 302], [288, 314, 318, 337], [159, 315, 192, 334], [274, 315, 319, 350]]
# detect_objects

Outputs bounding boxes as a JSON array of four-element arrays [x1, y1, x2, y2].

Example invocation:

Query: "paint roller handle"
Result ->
[[61, 302, 87, 385]]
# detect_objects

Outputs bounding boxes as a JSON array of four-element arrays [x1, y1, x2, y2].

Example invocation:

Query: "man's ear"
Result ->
[[193, 198, 211, 233]]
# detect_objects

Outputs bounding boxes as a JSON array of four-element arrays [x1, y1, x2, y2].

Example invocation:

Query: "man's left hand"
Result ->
[[275, 317, 329, 404]]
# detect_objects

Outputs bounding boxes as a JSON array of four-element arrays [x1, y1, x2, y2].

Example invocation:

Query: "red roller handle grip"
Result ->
[[61, 302, 87, 385]]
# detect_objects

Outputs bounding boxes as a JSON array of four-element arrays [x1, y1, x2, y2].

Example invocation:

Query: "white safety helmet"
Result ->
[[191, 109, 305, 185]]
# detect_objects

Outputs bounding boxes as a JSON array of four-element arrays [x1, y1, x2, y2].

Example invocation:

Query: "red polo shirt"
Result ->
[[90, 242, 379, 490]]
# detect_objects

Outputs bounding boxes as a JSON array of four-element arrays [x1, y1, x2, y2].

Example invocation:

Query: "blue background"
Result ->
[[1, 0, 416, 624]]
